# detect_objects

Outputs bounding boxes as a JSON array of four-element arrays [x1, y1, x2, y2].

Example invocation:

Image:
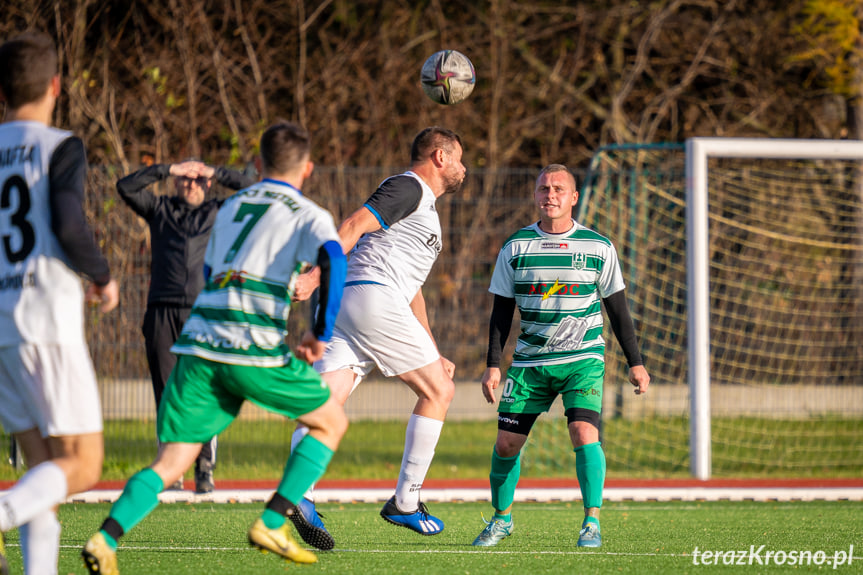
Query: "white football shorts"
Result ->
[[0, 342, 103, 436], [315, 282, 440, 378]]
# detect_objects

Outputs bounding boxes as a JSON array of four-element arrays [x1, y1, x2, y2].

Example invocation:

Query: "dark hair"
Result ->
[[0, 31, 57, 109], [537, 164, 577, 189], [259, 121, 311, 174], [410, 126, 462, 164]]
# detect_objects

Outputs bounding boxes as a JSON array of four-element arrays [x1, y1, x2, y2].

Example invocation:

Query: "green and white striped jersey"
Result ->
[[489, 220, 625, 367], [171, 179, 340, 367]]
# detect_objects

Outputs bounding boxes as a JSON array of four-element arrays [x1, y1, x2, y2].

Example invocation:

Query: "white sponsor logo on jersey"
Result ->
[[541, 241, 568, 249], [194, 332, 252, 351]]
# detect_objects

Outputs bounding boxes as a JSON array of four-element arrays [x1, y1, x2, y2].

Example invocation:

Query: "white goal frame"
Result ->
[[685, 137, 863, 480]]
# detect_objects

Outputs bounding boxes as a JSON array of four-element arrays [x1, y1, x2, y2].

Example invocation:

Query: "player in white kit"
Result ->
[[289, 126, 466, 547], [0, 31, 119, 575]]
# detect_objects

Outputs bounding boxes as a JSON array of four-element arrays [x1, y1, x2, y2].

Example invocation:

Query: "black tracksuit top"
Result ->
[[117, 164, 254, 306]]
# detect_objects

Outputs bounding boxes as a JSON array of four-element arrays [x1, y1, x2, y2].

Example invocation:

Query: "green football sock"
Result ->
[[261, 508, 286, 530], [101, 532, 118, 550], [490, 449, 520, 514], [574, 442, 606, 509], [276, 434, 333, 508], [102, 468, 164, 548]]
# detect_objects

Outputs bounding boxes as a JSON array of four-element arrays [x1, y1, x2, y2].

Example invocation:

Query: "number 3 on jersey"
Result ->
[[224, 202, 270, 263], [1, 175, 35, 264]]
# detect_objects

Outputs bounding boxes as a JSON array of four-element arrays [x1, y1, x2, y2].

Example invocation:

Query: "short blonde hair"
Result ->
[[537, 164, 577, 190]]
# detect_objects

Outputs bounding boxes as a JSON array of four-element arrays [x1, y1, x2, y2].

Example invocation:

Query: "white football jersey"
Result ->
[[346, 171, 442, 302], [0, 122, 87, 345]]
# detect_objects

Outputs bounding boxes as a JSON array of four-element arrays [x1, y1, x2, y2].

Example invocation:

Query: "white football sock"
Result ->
[[291, 425, 314, 501], [20, 510, 61, 575], [0, 461, 67, 531], [395, 414, 443, 511]]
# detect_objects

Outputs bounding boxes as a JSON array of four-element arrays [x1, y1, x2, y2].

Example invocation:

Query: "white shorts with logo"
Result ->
[[0, 342, 103, 436], [315, 282, 440, 378]]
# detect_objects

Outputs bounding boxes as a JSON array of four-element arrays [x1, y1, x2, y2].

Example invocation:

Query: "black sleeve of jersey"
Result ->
[[49, 137, 111, 286], [313, 248, 330, 339], [363, 175, 423, 228], [116, 164, 171, 220], [486, 295, 517, 368], [214, 166, 255, 191], [603, 290, 644, 368]]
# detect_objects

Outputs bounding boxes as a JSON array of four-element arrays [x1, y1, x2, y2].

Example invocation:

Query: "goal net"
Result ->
[[526, 140, 863, 479]]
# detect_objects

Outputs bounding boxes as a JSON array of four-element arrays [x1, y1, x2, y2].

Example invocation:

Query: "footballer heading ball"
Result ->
[[420, 50, 476, 105]]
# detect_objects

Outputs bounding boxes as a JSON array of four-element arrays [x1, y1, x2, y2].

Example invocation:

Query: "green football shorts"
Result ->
[[157, 353, 331, 444], [498, 358, 605, 415]]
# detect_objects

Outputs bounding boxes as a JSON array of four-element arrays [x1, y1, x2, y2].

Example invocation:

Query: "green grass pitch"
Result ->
[[3, 500, 861, 574]]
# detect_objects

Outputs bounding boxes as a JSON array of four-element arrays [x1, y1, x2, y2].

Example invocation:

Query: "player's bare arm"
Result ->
[[338, 205, 381, 252], [293, 206, 381, 302], [169, 160, 207, 178], [85, 278, 119, 313], [481, 367, 502, 404], [409, 289, 433, 339], [292, 265, 321, 302], [483, 294, 516, 403], [409, 289, 455, 378], [629, 365, 650, 395], [295, 330, 326, 364], [602, 290, 647, 394]]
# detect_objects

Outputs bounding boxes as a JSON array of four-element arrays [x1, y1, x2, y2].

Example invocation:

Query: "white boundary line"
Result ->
[[59, 486, 863, 504], [33, 544, 728, 558], [0, 543, 842, 565]]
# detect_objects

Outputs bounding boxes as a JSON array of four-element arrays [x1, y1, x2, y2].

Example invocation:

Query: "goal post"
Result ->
[[686, 138, 863, 479]]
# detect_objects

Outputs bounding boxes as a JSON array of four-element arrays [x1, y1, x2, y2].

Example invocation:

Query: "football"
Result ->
[[420, 50, 476, 105]]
